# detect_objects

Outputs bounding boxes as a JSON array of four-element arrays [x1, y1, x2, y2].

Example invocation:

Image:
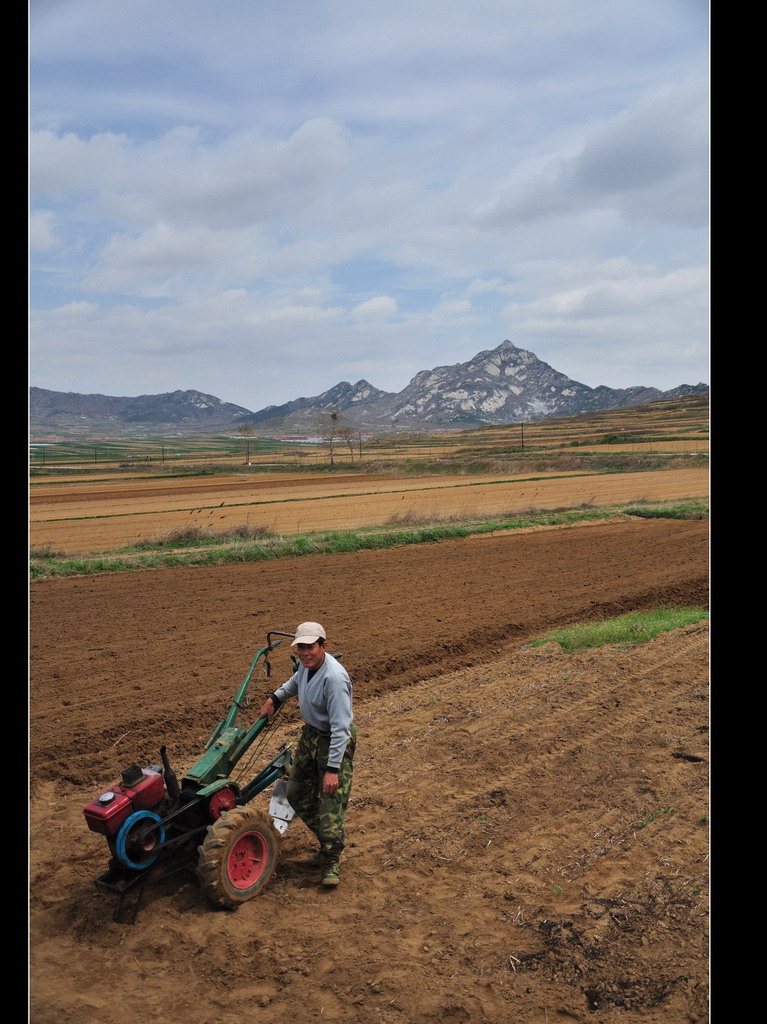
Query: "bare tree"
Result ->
[[337, 423, 357, 462], [238, 423, 255, 464], [313, 409, 343, 466]]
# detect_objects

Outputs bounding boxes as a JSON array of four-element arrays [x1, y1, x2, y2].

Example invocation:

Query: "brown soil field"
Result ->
[[29, 466, 709, 554], [29, 516, 709, 1023]]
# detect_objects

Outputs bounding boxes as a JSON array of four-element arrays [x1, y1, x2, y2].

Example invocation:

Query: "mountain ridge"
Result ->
[[30, 340, 708, 436]]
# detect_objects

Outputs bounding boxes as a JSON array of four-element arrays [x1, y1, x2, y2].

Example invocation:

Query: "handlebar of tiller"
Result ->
[[266, 630, 296, 651]]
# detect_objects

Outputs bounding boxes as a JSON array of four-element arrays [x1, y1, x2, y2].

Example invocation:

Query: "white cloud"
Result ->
[[52, 301, 100, 316], [31, 119, 349, 231], [533, 266, 707, 320], [436, 299, 472, 316], [29, 210, 59, 252], [29, 1, 709, 408], [82, 223, 247, 296], [30, 129, 132, 198], [496, 258, 708, 387], [476, 76, 708, 231], [350, 296, 398, 320]]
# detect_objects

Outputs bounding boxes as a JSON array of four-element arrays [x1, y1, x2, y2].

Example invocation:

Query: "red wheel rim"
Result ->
[[209, 787, 237, 820], [227, 830, 269, 889]]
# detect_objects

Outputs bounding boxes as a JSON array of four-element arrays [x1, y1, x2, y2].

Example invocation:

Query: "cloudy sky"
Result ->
[[30, 0, 709, 412]]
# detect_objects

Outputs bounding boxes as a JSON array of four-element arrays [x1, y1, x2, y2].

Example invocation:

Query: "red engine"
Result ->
[[83, 764, 166, 837]]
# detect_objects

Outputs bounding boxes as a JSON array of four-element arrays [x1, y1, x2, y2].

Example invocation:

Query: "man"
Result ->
[[259, 621, 356, 888]]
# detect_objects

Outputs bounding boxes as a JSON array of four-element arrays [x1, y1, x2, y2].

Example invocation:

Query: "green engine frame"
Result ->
[[181, 630, 297, 804]]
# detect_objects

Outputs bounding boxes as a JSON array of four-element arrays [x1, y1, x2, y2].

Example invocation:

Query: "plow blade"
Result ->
[[268, 778, 296, 835]]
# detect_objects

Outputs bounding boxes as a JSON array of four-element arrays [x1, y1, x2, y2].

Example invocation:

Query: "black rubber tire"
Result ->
[[196, 806, 279, 909]]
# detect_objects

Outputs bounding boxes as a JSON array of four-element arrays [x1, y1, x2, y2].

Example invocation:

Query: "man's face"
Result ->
[[295, 641, 326, 671]]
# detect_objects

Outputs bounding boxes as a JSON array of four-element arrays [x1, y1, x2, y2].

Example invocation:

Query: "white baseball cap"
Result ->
[[291, 621, 326, 645]]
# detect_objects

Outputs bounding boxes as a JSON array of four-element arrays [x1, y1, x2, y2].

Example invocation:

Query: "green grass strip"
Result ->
[[526, 605, 709, 652], [624, 501, 707, 520]]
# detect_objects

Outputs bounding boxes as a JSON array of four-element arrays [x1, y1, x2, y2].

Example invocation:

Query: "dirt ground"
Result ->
[[29, 518, 709, 1023]]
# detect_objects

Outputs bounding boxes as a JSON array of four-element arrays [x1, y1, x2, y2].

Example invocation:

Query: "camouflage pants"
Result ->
[[286, 723, 357, 865]]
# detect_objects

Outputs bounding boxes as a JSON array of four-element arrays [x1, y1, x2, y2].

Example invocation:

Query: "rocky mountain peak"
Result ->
[[388, 339, 589, 424]]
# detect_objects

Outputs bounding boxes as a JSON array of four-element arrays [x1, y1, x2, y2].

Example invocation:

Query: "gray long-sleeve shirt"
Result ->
[[272, 652, 353, 768]]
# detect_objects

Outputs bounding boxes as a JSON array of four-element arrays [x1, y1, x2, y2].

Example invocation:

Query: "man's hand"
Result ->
[[322, 771, 339, 796], [259, 697, 276, 721]]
